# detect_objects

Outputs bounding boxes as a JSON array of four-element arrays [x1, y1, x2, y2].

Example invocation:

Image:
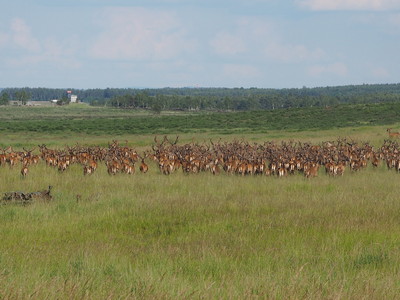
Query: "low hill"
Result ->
[[0, 102, 399, 135]]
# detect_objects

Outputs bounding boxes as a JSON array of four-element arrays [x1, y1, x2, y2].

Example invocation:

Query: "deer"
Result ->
[[86, 159, 98, 173], [0, 147, 8, 166], [138, 152, 149, 173], [122, 162, 135, 175], [387, 128, 400, 138], [106, 158, 122, 175], [22, 147, 40, 166], [6, 151, 19, 168], [83, 165, 93, 175], [304, 162, 319, 178], [335, 162, 346, 176], [21, 163, 29, 177], [371, 153, 380, 167]]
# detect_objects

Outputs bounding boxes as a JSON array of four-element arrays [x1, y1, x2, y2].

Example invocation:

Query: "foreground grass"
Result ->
[[1, 161, 400, 299], [1, 105, 400, 298]]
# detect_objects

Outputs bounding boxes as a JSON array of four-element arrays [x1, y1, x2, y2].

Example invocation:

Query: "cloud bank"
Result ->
[[90, 7, 195, 61], [297, 0, 400, 11]]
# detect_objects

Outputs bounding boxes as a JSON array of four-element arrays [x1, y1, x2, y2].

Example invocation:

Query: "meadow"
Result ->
[[1, 101, 400, 139], [1, 104, 400, 299]]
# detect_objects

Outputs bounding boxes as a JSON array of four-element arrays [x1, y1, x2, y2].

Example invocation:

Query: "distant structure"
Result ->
[[10, 100, 54, 106], [67, 90, 78, 103], [70, 95, 78, 103]]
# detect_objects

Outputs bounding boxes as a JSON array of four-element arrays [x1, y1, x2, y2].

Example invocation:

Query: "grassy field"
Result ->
[[1, 101, 400, 139], [1, 105, 400, 299], [1, 102, 399, 148]]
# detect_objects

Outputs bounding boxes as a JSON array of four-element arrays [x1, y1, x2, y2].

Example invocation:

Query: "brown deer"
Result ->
[[138, 152, 149, 173], [123, 162, 135, 175], [83, 165, 93, 175], [106, 159, 121, 175], [21, 163, 29, 177], [387, 128, 400, 138], [335, 162, 346, 176], [304, 162, 319, 178], [87, 159, 98, 172], [0, 147, 9, 166]]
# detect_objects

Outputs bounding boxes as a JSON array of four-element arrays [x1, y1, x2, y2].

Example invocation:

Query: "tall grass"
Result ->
[[1, 158, 400, 298], [1, 105, 400, 298]]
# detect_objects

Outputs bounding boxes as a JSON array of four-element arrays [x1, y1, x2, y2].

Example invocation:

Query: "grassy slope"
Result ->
[[1, 104, 400, 298], [1, 102, 400, 149], [1, 102, 400, 136]]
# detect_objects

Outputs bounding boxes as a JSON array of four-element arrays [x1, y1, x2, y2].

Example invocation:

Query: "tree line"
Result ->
[[1, 83, 400, 112]]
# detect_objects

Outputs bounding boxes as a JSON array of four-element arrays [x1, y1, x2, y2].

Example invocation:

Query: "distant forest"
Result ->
[[2, 83, 400, 111]]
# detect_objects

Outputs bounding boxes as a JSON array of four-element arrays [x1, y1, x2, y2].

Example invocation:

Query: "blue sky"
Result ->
[[0, 0, 399, 89]]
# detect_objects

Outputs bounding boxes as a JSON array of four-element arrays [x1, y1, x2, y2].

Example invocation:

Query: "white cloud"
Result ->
[[90, 7, 195, 61], [297, 0, 400, 11], [210, 17, 324, 63], [371, 66, 390, 78], [222, 64, 261, 78], [264, 42, 325, 63], [308, 62, 348, 77], [10, 18, 41, 52], [235, 17, 275, 39], [6, 45, 81, 69], [388, 13, 400, 26], [1, 19, 81, 69], [210, 17, 274, 58], [210, 32, 247, 56], [0, 32, 9, 47]]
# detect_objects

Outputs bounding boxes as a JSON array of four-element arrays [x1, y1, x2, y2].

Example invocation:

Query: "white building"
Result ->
[[70, 95, 78, 103]]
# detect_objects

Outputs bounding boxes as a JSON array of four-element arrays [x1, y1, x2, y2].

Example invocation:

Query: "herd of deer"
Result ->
[[151, 136, 373, 177], [1, 129, 400, 179]]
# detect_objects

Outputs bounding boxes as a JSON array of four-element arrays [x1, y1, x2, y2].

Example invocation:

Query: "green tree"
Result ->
[[57, 96, 70, 106], [0, 92, 10, 105], [151, 101, 163, 114], [136, 92, 150, 109], [15, 90, 30, 105]]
